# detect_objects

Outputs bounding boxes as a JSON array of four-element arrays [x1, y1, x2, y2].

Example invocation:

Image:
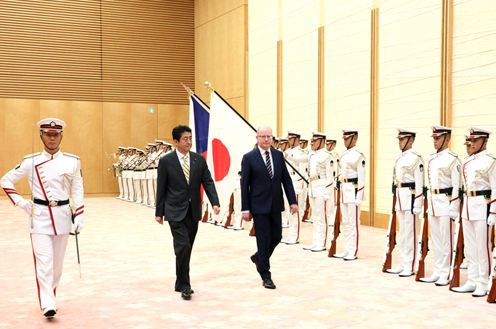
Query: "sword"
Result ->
[[71, 211, 82, 279]]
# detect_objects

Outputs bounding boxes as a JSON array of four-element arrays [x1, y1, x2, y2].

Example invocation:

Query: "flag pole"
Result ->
[[204, 81, 308, 184]]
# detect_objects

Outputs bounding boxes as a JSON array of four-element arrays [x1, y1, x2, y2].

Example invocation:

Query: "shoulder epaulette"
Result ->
[[63, 152, 80, 160], [23, 152, 41, 159]]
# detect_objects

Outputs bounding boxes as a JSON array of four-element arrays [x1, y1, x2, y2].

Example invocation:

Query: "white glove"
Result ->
[[354, 199, 362, 207], [449, 206, 459, 220], [72, 217, 84, 234], [488, 214, 496, 226], [17, 199, 33, 216], [412, 207, 422, 215]]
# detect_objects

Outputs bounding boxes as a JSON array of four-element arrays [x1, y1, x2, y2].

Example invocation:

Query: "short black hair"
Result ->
[[172, 125, 192, 141]]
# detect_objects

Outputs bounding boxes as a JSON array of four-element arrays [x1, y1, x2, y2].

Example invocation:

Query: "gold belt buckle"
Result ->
[[431, 188, 440, 194], [467, 191, 476, 197], [49, 200, 58, 207]]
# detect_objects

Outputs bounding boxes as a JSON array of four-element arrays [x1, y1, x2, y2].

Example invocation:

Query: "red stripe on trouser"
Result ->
[[411, 214, 417, 272], [30, 235, 42, 309], [296, 194, 300, 241], [323, 201, 328, 246], [487, 226, 491, 276], [355, 206, 359, 256], [449, 220, 453, 264]]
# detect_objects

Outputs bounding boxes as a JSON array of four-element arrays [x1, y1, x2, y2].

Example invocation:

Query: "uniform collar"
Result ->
[[402, 148, 413, 156], [42, 149, 62, 159]]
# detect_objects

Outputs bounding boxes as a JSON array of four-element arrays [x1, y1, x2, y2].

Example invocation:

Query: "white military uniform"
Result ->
[[420, 127, 461, 285], [325, 149, 339, 230], [123, 150, 137, 201], [336, 145, 366, 260], [304, 138, 331, 252], [282, 142, 309, 244], [114, 147, 126, 199], [0, 119, 84, 315], [145, 146, 158, 206], [453, 129, 496, 296], [392, 147, 424, 276]]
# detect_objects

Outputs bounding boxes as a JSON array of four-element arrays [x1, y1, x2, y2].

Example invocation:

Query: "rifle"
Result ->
[[415, 187, 429, 281], [328, 181, 341, 257], [249, 222, 256, 236], [449, 189, 464, 290], [302, 195, 311, 222], [488, 230, 496, 303], [223, 192, 235, 229], [382, 183, 397, 272]]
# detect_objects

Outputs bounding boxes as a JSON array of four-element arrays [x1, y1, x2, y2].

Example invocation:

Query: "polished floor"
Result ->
[[0, 197, 494, 328]]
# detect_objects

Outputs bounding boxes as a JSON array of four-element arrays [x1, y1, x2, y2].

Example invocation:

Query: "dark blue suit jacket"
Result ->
[[241, 147, 297, 215]]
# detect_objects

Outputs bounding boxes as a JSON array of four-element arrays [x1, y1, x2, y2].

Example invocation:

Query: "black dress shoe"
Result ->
[[43, 309, 56, 318], [262, 278, 276, 289], [181, 288, 193, 300], [250, 254, 260, 272], [175, 287, 194, 294]]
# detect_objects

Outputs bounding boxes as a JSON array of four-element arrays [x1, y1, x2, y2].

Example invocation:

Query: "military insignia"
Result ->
[[330, 160, 334, 165], [419, 164, 424, 172], [50, 121, 56, 127], [362, 160, 366, 167], [456, 164, 460, 173]]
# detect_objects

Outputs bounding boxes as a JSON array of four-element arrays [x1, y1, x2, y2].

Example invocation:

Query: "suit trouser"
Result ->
[[253, 210, 282, 280], [397, 211, 418, 272], [462, 219, 493, 289], [341, 203, 360, 256], [168, 207, 198, 291], [30, 234, 69, 311], [429, 215, 452, 279]]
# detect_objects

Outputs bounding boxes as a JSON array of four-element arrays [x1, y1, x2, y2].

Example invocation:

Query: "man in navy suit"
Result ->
[[241, 125, 298, 289], [155, 125, 220, 300]]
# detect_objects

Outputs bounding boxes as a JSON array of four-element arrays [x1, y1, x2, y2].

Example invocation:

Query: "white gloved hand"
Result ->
[[412, 207, 422, 215], [354, 199, 362, 207], [449, 207, 459, 220], [72, 217, 84, 234], [17, 199, 33, 216], [488, 214, 496, 226]]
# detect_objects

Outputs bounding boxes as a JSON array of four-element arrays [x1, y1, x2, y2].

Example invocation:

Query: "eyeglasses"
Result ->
[[257, 135, 272, 139]]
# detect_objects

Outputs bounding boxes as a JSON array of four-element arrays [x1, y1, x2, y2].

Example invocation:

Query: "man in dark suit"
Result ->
[[155, 125, 220, 300], [241, 125, 298, 289]]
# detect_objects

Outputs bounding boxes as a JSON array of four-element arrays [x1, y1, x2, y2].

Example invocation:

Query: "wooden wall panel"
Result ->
[[195, 4, 247, 117], [102, 103, 131, 194], [157, 104, 189, 143], [70, 101, 103, 194], [2, 99, 40, 195], [130, 104, 158, 150], [195, 0, 247, 27]]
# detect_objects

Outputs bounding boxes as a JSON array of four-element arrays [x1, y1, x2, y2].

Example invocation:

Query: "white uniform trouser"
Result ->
[[30, 234, 69, 311], [284, 194, 301, 243], [341, 203, 360, 257], [147, 178, 155, 206], [133, 174, 142, 203], [122, 171, 130, 200], [397, 211, 418, 272], [463, 219, 493, 289], [231, 188, 242, 229], [140, 176, 148, 205], [309, 196, 327, 248], [299, 184, 308, 219], [117, 175, 123, 198], [127, 174, 135, 201], [429, 215, 452, 279], [326, 187, 337, 227], [282, 192, 290, 227]]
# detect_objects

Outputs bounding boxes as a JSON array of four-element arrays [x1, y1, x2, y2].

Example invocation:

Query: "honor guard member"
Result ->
[[227, 170, 244, 230], [149, 140, 165, 207], [303, 132, 331, 252], [325, 139, 339, 229], [282, 131, 310, 244], [133, 149, 146, 204], [278, 137, 291, 228], [419, 126, 460, 285], [298, 138, 310, 222], [452, 127, 496, 297], [332, 129, 366, 261], [387, 128, 424, 276], [114, 146, 126, 199], [144, 143, 156, 206], [1, 118, 84, 319], [123, 147, 137, 201]]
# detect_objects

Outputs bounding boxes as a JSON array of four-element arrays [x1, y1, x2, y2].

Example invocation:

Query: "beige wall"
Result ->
[[0, 100, 187, 195], [248, 0, 496, 228], [195, 0, 248, 116]]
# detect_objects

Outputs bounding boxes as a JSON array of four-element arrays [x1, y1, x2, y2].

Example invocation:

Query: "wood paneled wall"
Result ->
[[194, 0, 248, 116], [0, 100, 188, 195]]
